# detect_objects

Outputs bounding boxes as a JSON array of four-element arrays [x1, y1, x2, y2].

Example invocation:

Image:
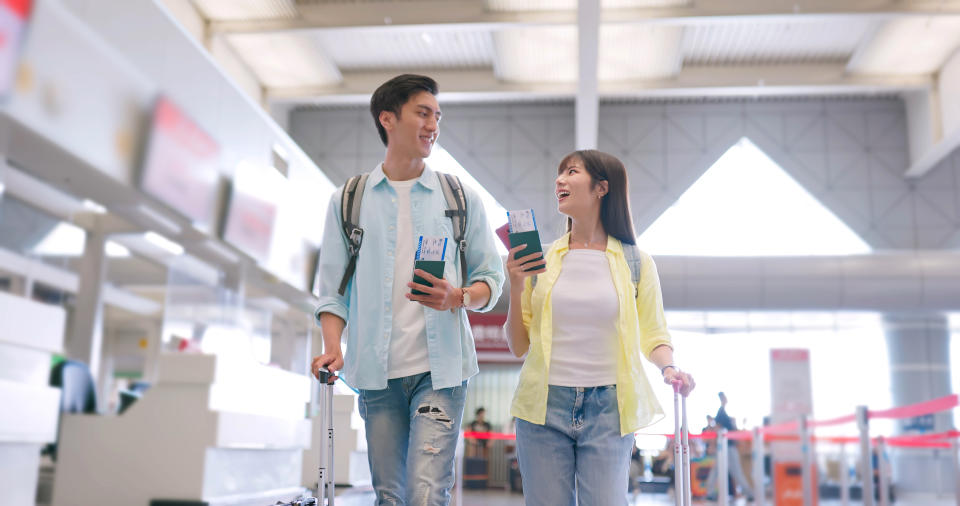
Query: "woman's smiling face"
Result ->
[[556, 156, 602, 219]]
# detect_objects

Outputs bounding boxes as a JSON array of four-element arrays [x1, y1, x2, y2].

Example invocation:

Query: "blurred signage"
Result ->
[[468, 313, 520, 363], [770, 348, 814, 506], [221, 166, 278, 263], [903, 413, 934, 433], [0, 0, 31, 97], [770, 348, 812, 416], [139, 96, 221, 232]]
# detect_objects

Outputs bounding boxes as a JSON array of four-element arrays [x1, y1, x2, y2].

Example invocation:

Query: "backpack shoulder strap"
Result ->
[[437, 172, 468, 283], [337, 174, 369, 296], [622, 244, 643, 298]]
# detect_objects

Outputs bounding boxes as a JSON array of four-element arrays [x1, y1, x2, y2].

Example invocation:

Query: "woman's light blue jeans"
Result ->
[[515, 385, 635, 506], [358, 372, 467, 506]]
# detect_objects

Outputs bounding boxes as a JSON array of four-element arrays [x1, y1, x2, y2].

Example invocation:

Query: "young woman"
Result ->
[[504, 150, 695, 506]]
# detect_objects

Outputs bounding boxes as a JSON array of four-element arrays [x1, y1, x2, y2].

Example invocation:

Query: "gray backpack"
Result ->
[[337, 172, 467, 296]]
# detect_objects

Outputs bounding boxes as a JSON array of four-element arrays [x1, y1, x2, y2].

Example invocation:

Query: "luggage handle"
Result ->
[[673, 382, 692, 506]]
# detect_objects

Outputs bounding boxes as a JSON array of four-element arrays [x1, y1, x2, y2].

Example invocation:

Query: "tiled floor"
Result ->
[[333, 487, 957, 506]]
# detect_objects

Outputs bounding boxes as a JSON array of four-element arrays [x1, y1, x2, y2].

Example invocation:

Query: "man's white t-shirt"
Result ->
[[386, 178, 430, 379]]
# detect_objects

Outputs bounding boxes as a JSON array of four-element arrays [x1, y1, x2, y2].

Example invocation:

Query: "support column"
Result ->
[[66, 225, 108, 411], [575, 0, 599, 150], [882, 313, 954, 495]]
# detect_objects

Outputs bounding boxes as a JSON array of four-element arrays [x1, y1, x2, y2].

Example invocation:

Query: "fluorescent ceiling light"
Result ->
[[144, 231, 185, 256], [202, 239, 240, 264], [847, 16, 960, 75], [33, 222, 130, 257], [106, 241, 131, 257], [81, 199, 107, 214], [426, 145, 508, 255], [135, 204, 182, 236], [0, 181, 5, 196], [226, 32, 342, 88]]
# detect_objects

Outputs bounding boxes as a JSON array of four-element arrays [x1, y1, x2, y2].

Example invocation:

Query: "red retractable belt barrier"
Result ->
[[462, 431, 516, 441], [868, 394, 959, 420], [809, 413, 858, 428]]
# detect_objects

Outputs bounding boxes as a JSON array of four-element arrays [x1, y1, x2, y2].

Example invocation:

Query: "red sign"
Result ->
[[468, 313, 521, 362], [140, 97, 221, 231], [0, 0, 32, 96]]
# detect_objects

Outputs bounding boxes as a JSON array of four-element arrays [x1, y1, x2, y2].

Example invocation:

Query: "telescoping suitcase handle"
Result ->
[[316, 367, 336, 506], [274, 368, 336, 506], [673, 382, 692, 506]]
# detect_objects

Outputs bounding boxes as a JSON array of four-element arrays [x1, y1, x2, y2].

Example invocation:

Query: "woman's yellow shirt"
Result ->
[[510, 234, 672, 436]]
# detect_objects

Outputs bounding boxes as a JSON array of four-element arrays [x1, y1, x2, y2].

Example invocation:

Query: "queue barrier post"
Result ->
[[857, 406, 875, 506], [718, 428, 729, 506], [876, 436, 889, 506], [752, 427, 765, 506], [952, 439, 959, 506], [800, 415, 813, 506], [840, 442, 850, 506]]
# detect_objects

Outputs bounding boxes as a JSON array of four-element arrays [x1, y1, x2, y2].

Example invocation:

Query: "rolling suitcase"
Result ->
[[274, 367, 335, 506], [673, 382, 692, 506]]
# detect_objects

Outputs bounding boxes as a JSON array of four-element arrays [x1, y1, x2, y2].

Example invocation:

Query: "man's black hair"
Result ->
[[369, 74, 438, 146]]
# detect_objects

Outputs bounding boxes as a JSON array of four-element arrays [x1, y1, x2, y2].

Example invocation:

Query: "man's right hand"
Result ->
[[311, 351, 343, 384]]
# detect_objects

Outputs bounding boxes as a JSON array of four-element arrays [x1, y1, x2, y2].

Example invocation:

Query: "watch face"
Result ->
[[462, 288, 471, 306]]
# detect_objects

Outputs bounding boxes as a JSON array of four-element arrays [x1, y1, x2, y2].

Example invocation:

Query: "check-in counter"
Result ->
[[0, 291, 64, 506], [52, 353, 312, 506]]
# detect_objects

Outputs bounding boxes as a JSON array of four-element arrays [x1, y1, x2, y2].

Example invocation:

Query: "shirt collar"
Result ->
[[369, 162, 439, 191]]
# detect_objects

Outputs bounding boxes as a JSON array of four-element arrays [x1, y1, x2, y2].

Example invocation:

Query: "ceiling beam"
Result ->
[[208, 0, 960, 35], [266, 65, 932, 106]]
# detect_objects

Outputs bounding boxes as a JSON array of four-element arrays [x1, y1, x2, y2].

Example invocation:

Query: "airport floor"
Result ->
[[332, 487, 958, 506]]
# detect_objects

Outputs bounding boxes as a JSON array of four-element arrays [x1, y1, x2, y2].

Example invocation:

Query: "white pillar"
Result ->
[[66, 225, 108, 410], [575, 0, 599, 150]]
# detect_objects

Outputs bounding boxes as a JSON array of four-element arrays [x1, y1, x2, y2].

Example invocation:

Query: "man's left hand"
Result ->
[[406, 269, 460, 311]]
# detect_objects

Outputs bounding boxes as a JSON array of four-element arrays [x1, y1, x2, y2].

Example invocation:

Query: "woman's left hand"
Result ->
[[663, 367, 695, 397]]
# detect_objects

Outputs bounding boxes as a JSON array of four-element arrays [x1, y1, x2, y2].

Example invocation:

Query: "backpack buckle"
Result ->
[[459, 239, 467, 252], [347, 228, 364, 255]]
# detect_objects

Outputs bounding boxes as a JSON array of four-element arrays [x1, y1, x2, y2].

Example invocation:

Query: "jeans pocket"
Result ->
[[357, 391, 367, 419]]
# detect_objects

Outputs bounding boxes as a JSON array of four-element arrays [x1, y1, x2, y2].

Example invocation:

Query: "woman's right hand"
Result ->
[[506, 244, 546, 290]]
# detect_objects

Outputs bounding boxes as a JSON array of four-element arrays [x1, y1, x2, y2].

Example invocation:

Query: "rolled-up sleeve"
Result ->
[[315, 189, 350, 325], [462, 185, 505, 313], [636, 252, 672, 359]]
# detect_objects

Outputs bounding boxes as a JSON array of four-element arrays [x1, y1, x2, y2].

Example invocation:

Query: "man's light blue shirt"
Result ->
[[315, 163, 505, 391]]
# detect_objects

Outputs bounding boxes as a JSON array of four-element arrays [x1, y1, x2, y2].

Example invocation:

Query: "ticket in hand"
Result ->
[[415, 236, 447, 261], [506, 209, 543, 272], [508, 209, 537, 233], [413, 236, 447, 296]]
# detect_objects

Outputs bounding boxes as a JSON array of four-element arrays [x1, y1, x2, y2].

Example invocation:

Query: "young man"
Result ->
[[311, 74, 504, 505]]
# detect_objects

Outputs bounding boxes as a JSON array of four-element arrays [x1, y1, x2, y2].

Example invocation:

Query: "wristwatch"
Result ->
[[461, 287, 472, 308]]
